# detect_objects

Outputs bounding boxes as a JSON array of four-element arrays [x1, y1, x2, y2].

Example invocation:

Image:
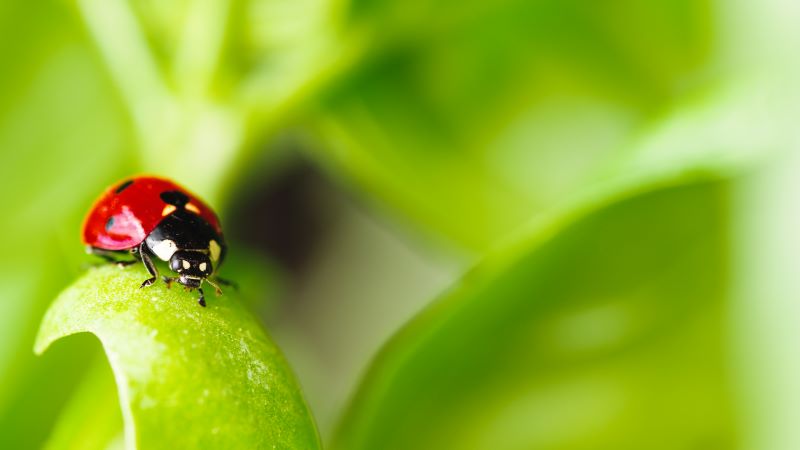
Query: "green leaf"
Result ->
[[35, 265, 320, 450], [43, 356, 124, 450], [309, 0, 717, 250], [334, 178, 734, 450], [74, 0, 350, 201], [0, 3, 137, 446]]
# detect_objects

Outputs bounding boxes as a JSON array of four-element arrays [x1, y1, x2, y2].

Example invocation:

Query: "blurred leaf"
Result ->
[[728, 148, 800, 450], [309, 0, 716, 250], [0, 1, 136, 446], [35, 265, 320, 450], [43, 355, 124, 450], [75, 0, 349, 201], [334, 178, 735, 450]]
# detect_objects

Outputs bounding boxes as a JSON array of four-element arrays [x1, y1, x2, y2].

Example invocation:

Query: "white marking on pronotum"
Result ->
[[185, 203, 200, 214], [182, 260, 191, 270], [161, 204, 177, 217], [209, 240, 221, 261], [151, 239, 178, 261], [199, 262, 207, 272]]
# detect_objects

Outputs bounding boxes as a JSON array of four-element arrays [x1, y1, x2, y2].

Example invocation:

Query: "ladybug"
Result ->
[[83, 176, 229, 307]]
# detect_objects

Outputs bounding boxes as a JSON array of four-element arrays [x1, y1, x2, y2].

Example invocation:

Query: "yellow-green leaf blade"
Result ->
[[334, 178, 734, 450], [35, 265, 320, 450]]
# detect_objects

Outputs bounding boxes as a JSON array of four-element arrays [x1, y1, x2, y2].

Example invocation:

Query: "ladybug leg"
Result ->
[[205, 278, 223, 296], [116, 260, 137, 267], [86, 246, 136, 267], [197, 288, 207, 307], [212, 276, 238, 291], [86, 246, 117, 263], [138, 243, 159, 289], [162, 276, 177, 288]]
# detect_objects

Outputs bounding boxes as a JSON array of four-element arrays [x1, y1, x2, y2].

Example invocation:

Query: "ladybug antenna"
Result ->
[[205, 278, 223, 296]]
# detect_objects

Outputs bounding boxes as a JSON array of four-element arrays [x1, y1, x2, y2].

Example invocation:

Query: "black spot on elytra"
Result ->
[[114, 179, 134, 194], [160, 190, 189, 207]]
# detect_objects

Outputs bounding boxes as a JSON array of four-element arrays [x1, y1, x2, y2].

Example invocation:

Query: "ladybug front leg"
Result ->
[[138, 243, 159, 289], [197, 287, 206, 307]]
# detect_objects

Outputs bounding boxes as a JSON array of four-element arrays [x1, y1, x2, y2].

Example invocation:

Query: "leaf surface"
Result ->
[[36, 265, 320, 450]]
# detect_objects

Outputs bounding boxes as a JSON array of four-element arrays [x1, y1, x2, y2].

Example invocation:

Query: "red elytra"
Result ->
[[82, 176, 222, 251]]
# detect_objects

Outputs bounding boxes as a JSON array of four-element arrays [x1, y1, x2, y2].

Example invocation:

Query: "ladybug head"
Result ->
[[169, 250, 213, 281]]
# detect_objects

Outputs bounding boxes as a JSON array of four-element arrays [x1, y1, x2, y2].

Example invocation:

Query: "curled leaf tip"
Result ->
[[36, 265, 320, 449]]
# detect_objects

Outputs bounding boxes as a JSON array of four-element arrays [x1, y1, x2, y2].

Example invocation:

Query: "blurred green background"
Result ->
[[1, 0, 798, 448]]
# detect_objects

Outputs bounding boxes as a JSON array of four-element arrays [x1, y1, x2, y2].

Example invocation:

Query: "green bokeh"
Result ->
[[0, 0, 795, 449], [334, 179, 734, 450]]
